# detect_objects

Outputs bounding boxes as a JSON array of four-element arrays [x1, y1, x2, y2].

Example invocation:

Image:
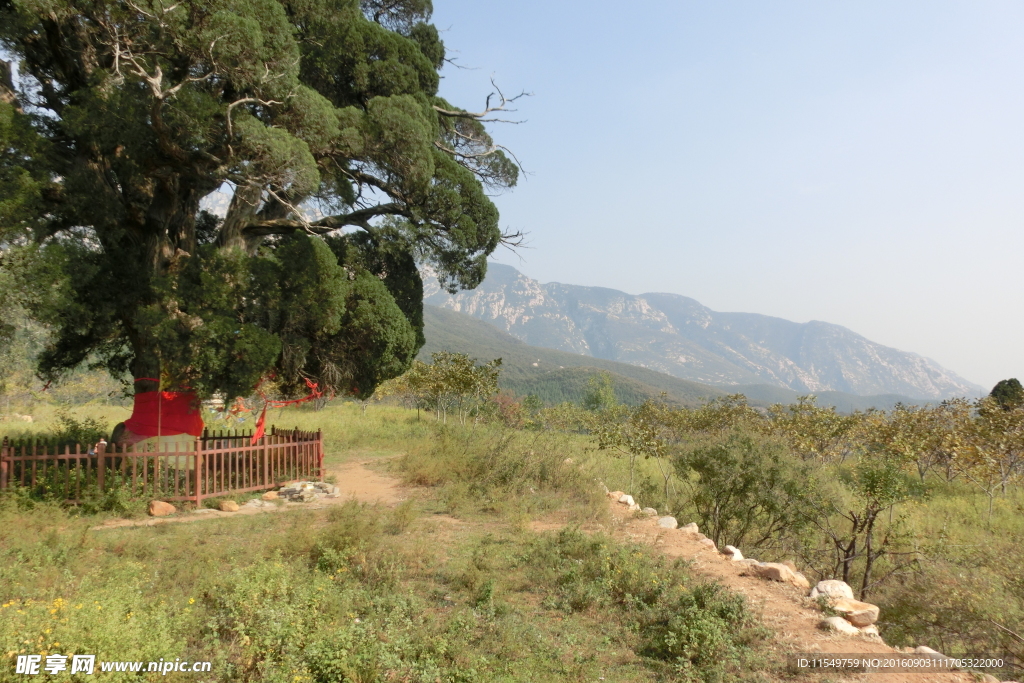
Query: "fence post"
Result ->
[[0, 436, 8, 491], [96, 441, 104, 494], [194, 438, 203, 508], [262, 434, 268, 488], [317, 429, 324, 481]]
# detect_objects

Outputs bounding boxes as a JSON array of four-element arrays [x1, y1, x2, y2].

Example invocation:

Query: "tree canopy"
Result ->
[[989, 378, 1024, 410], [0, 0, 521, 400]]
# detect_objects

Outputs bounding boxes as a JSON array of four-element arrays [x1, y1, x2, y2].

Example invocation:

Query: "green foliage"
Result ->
[[394, 351, 501, 423], [525, 529, 768, 681], [399, 426, 606, 519], [0, 472, 771, 683], [990, 378, 1024, 410], [582, 371, 617, 411], [0, 0, 519, 403], [672, 430, 816, 549]]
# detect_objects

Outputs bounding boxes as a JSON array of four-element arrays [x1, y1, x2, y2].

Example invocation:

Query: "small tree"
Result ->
[[596, 401, 668, 501], [768, 395, 861, 463], [405, 352, 500, 424], [989, 379, 1024, 410], [806, 449, 918, 599], [582, 371, 617, 411], [671, 429, 814, 550]]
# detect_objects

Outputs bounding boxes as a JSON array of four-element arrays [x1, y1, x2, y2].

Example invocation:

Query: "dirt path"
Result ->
[[599, 504, 994, 683], [90, 456, 407, 530], [88, 460, 1009, 682]]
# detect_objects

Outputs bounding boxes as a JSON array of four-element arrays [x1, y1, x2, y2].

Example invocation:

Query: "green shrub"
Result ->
[[399, 426, 605, 520], [672, 429, 817, 549]]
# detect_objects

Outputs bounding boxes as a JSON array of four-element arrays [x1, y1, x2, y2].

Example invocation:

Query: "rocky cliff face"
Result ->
[[422, 264, 983, 399]]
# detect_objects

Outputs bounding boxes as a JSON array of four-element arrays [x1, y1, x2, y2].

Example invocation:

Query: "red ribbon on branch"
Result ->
[[251, 377, 324, 445]]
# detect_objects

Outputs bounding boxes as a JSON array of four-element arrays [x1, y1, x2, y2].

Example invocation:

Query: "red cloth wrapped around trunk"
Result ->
[[123, 391, 204, 437]]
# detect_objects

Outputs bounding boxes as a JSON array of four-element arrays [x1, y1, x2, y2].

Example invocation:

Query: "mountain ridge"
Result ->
[[419, 305, 942, 412], [422, 263, 983, 400]]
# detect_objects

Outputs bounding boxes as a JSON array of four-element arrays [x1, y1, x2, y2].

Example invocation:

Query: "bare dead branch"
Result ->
[[432, 78, 531, 121]]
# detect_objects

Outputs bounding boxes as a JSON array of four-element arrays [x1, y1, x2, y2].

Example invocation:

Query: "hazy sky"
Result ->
[[429, 1, 1024, 390]]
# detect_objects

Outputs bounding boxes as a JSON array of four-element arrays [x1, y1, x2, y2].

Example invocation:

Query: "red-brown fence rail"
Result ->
[[0, 426, 323, 505]]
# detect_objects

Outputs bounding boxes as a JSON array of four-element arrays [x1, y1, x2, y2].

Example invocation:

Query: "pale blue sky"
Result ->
[[431, 1, 1024, 390]]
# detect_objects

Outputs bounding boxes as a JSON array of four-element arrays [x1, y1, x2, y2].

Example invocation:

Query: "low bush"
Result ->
[[399, 425, 606, 520]]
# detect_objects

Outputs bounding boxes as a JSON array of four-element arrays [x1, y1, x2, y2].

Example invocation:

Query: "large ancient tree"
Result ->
[[0, 0, 521, 403]]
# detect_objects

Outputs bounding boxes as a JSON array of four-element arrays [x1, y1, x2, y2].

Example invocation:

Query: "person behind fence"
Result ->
[[88, 437, 107, 456]]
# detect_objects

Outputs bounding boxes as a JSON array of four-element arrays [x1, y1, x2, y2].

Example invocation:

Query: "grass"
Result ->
[[0, 402, 777, 682]]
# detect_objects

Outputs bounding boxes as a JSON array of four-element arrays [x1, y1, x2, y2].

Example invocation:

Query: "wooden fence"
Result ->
[[0, 426, 323, 505]]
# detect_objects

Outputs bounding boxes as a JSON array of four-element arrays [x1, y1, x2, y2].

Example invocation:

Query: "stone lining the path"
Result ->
[[601, 487, 1024, 682]]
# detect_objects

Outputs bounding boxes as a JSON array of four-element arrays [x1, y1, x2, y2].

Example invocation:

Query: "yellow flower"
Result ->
[[188, 598, 195, 605]]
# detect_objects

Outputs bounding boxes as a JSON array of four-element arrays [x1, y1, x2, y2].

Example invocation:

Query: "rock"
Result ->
[[913, 646, 947, 658], [618, 494, 635, 507], [821, 616, 861, 636], [657, 516, 678, 529], [749, 562, 810, 589], [331, 486, 340, 495], [261, 491, 279, 501], [722, 545, 744, 561], [809, 579, 855, 602], [640, 507, 658, 516], [699, 538, 717, 550], [978, 675, 999, 683], [218, 500, 240, 512], [736, 558, 760, 568], [607, 490, 625, 500], [859, 624, 879, 637], [782, 560, 797, 571], [831, 598, 880, 627], [694, 532, 708, 541], [148, 500, 176, 517], [680, 522, 699, 534]]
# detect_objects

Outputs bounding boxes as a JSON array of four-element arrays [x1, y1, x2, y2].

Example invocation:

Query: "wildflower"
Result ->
[[188, 598, 195, 605]]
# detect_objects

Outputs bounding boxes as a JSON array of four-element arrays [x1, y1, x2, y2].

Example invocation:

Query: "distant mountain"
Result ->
[[420, 305, 940, 412], [420, 305, 724, 407], [423, 264, 984, 400]]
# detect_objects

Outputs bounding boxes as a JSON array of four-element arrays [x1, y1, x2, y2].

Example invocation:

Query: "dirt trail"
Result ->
[[88, 460, 1007, 682], [90, 457, 406, 530], [599, 504, 989, 683]]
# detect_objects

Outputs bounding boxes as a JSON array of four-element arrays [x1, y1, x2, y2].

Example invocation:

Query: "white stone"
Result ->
[[641, 507, 658, 516], [821, 616, 860, 636], [657, 516, 678, 529], [722, 545, 743, 561], [832, 598, 880, 627], [809, 579, 855, 602], [859, 624, 879, 637], [628, 503, 640, 511], [749, 562, 810, 589], [680, 522, 699, 534], [618, 494, 635, 507], [699, 538, 717, 550]]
